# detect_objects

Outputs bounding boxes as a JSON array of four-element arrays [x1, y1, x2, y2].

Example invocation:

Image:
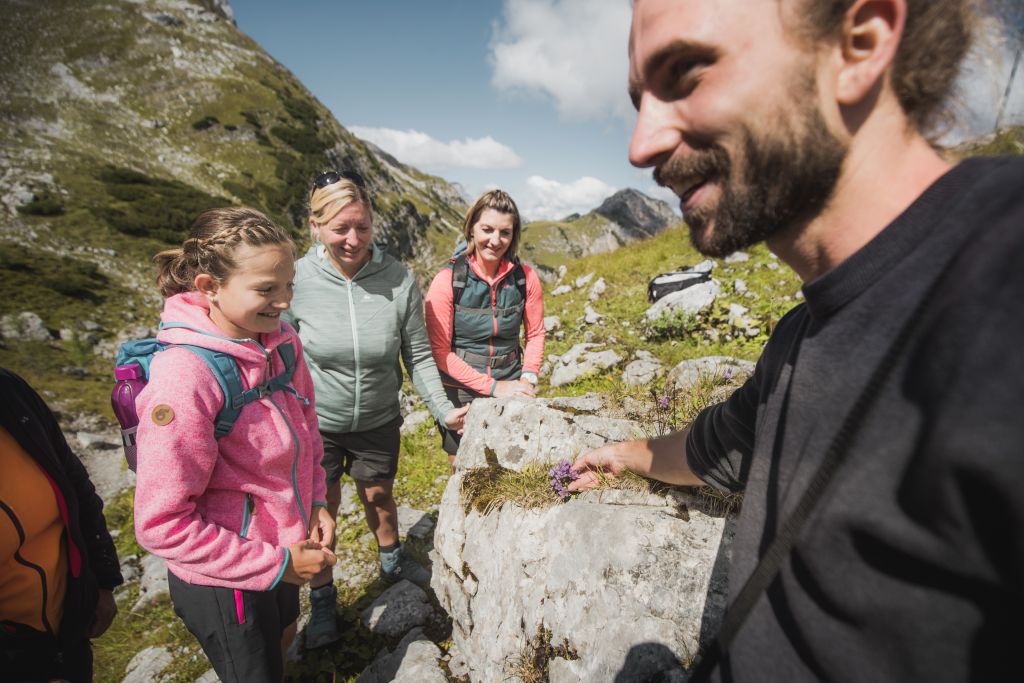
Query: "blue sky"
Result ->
[[230, 0, 1024, 220]]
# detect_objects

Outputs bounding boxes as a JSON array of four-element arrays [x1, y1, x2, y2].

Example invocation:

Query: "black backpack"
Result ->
[[647, 266, 712, 303]]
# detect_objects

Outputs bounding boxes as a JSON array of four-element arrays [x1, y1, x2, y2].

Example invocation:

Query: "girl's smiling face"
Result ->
[[200, 243, 295, 339], [470, 208, 515, 267]]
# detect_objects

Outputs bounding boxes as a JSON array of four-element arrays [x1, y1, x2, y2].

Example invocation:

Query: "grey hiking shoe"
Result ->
[[305, 584, 340, 649], [380, 547, 432, 587]]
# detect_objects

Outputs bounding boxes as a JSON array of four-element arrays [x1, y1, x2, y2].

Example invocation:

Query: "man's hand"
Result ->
[[307, 505, 336, 548], [283, 540, 337, 585], [493, 379, 535, 398], [569, 429, 704, 491], [569, 442, 633, 492], [88, 588, 117, 638], [443, 404, 471, 434]]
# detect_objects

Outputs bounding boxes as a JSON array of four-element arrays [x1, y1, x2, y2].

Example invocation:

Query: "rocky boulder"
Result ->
[[432, 396, 733, 682]]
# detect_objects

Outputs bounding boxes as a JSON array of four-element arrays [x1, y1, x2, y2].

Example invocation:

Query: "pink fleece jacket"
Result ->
[[424, 255, 545, 395], [133, 292, 326, 591]]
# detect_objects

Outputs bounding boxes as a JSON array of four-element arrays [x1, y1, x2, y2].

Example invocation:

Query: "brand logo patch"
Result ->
[[151, 404, 174, 426]]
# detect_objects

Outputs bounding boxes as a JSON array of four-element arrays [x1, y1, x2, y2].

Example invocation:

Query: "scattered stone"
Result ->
[[400, 409, 431, 434], [133, 554, 168, 610], [61, 366, 88, 379], [194, 670, 220, 683], [77, 432, 119, 450], [766, 261, 780, 270], [546, 393, 604, 414], [549, 344, 622, 387], [361, 580, 432, 638], [543, 316, 561, 332], [1, 312, 52, 342], [122, 646, 172, 683], [733, 279, 748, 294], [554, 330, 565, 341], [574, 272, 595, 288], [724, 251, 750, 263], [644, 279, 721, 320], [149, 13, 184, 27], [357, 627, 447, 683], [622, 353, 665, 387], [582, 330, 595, 342], [397, 506, 436, 541], [583, 304, 603, 325], [666, 356, 755, 394], [795, 290, 805, 300], [556, 265, 567, 281], [588, 277, 606, 301]]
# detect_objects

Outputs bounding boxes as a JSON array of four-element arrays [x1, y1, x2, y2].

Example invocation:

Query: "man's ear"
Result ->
[[836, 0, 905, 106], [194, 273, 219, 301]]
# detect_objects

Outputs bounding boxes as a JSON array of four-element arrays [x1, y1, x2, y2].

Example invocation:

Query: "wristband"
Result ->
[[521, 372, 538, 386]]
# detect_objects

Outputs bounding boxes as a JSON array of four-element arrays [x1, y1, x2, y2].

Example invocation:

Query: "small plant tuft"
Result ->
[[507, 625, 579, 683]]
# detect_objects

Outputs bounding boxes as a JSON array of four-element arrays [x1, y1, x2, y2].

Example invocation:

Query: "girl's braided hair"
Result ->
[[154, 207, 295, 298]]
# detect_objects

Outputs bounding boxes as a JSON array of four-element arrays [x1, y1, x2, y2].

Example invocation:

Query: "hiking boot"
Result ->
[[305, 583, 340, 649], [380, 546, 432, 587]]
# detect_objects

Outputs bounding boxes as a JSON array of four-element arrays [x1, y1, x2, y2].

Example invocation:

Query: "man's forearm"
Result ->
[[618, 428, 704, 486]]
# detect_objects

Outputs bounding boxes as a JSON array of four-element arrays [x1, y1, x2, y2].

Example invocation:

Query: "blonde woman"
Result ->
[[284, 171, 467, 647]]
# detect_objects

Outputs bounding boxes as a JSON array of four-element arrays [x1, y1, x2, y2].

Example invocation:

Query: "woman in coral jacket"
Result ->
[[424, 189, 546, 459], [133, 207, 335, 683]]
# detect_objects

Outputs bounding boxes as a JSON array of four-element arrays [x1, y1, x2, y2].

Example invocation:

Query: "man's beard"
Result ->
[[655, 84, 847, 258]]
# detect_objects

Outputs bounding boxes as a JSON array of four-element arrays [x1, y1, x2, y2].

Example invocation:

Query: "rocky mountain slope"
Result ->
[[520, 188, 680, 280]]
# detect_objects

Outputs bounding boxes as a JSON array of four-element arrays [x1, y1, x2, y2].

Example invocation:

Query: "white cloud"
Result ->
[[490, 0, 633, 121], [519, 175, 617, 220], [348, 126, 523, 170]]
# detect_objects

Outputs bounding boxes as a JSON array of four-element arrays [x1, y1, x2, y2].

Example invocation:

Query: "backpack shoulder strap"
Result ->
[[511, 258, 527, 303], [264, 343, 309, 405], [177, 345, 245, 439], [451, 253, 469, 307]]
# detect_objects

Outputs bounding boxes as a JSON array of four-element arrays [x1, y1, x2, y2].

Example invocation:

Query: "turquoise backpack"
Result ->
[[114, 322, 303, 440]]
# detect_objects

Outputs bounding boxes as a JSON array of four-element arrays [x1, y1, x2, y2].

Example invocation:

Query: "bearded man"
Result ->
[[571, 0, 1024, 680]]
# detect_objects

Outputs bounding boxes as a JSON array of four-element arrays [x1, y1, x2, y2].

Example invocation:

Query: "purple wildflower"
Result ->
[[657, 395, 671, 409], [548, 459, 580, 501]]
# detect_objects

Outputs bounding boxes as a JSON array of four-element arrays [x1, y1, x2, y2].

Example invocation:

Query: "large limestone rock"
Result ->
[[434, 397, 733, 682]]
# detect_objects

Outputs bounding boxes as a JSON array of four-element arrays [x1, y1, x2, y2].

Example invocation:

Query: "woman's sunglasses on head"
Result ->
[[312, 170, 366, 191]]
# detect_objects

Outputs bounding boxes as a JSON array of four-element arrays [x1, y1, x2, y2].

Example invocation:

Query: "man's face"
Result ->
[[628, 0, 847, 257]]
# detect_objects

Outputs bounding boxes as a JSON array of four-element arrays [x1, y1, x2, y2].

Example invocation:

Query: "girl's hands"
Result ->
[[307, 505, 336, 548], [443, 404, 471, 434], [283, 540, 337, 585], [493, 379, 536, 399]]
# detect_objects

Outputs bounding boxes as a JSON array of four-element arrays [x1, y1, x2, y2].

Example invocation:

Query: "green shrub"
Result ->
[[17, 192, 65, 216], [95, 165, 227, 243], [191, 115, 220, 131], [0, 243, 107, 303], [642, 308, 700, 341]]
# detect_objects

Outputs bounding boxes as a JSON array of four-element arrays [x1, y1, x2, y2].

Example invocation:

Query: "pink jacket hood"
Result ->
[[134, 292, 326, 591]]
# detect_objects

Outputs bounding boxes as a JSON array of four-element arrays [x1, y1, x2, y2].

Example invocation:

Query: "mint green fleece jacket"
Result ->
[[283, 244, 455, 434]]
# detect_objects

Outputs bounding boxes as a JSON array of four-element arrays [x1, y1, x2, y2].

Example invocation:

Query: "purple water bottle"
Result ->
[[111, 363, 145, 472]]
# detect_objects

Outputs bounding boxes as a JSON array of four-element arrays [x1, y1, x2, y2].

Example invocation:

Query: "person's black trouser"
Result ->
[[1, 630, 92, 683], [168, 571, 299, 683]]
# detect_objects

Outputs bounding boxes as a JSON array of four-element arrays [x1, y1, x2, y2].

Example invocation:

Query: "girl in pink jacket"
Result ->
[[133, 207, 336, 683]]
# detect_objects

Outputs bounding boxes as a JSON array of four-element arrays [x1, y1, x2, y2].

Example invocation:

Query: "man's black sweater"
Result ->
[[688, 156, 1024, 681]]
